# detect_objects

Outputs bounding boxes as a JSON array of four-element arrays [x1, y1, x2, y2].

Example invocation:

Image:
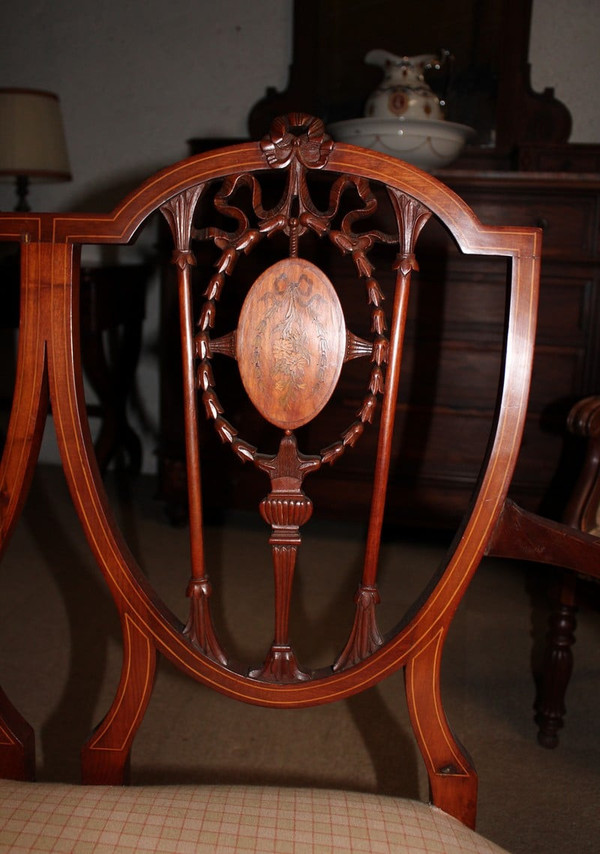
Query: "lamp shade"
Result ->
[[0, 88, 71, 182]]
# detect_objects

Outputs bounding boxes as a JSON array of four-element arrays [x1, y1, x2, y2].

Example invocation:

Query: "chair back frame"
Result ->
[[2, 114, 580, 831]]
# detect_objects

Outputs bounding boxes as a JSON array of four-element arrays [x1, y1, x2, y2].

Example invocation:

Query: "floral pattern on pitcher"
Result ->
[[364, 50, 444, 121]]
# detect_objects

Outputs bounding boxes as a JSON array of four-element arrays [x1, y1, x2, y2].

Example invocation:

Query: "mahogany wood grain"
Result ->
[[1, 113, 597, 830]]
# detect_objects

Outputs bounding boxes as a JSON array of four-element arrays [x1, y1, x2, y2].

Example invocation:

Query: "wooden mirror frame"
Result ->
[[248, 0, 571, 169]]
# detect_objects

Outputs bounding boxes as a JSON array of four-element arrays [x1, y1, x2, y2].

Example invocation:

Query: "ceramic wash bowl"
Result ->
[[328, 117, 474, 172]]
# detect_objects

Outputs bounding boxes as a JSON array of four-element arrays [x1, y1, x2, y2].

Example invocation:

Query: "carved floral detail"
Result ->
[[235, 260, 347, 432], [256, 272, 323, 404]]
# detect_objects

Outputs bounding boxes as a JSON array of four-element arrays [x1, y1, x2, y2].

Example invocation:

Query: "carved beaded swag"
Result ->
[[160, 114, 431, 682]]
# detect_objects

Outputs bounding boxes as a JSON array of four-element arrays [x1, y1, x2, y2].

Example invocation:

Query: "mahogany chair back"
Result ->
[[1, 113, 598, 852]]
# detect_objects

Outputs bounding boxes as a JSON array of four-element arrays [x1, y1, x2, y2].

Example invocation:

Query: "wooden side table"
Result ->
[[79, 264, 150, 473], [1, 256, 150, 474]]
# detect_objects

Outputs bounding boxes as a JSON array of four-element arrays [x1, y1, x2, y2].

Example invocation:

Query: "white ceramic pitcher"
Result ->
[[364, 49, 444, 120]]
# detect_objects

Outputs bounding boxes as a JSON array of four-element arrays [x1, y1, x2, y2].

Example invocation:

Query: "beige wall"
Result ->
[[530, 0, 600, 143], [0, 0, 293, 214], [1, 0, 598, 470]]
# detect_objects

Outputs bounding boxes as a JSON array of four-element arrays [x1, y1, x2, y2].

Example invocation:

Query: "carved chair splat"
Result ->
[[1, 113, 599, 852]]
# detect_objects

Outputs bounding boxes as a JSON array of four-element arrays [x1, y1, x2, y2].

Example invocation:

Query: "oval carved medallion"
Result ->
[[236, 258, 346, 430]]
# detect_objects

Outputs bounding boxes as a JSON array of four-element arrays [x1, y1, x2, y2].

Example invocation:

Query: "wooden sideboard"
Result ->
[[157, 168, 600, 529]]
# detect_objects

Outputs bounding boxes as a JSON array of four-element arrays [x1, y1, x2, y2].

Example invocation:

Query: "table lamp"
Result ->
[[0, 88, 71, 211]]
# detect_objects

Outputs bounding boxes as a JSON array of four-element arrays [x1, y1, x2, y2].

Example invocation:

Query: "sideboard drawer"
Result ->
[[468, 192, 597, 255]]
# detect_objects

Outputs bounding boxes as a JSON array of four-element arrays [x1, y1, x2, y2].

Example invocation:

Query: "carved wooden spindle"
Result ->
[[536, 573, 578, 748], [250, 432, 320, 681], [161, 188, 227, 665], [335, 193, 431, 670], [536, 395, 600, 746]]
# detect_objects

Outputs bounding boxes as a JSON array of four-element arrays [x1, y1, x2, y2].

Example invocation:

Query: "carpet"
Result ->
[[0, 466, 598, 853]]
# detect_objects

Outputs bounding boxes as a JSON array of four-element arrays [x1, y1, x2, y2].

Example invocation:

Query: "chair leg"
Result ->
[[0, 687, 35, 781], [536, 572, 577, 748], [405, 630, 478, 829], [0, 326, 48, 781], [81, 614, 157, 784]]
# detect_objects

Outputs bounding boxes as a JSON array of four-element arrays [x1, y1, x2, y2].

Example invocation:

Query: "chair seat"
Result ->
[[0, 780, 509, 853]]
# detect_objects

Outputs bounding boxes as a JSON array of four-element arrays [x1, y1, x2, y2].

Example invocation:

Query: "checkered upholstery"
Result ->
[[0, 780, 509, 853]]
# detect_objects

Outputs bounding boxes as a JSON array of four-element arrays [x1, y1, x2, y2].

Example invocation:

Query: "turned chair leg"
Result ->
[[535, 394, 600, 746], [536, 572, 577, 748]]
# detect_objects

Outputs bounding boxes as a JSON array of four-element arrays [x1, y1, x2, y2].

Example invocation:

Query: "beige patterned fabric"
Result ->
[[0, 780, 510, 853]]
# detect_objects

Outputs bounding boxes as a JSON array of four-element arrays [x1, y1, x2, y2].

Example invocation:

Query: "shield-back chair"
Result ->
[[1, 113, 599, 853]]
